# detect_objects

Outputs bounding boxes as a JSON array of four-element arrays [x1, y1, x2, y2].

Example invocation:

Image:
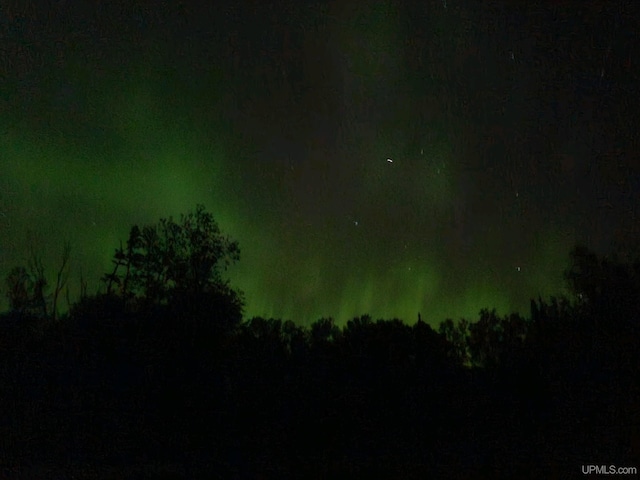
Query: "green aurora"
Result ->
[[3, 1, 621, 326]]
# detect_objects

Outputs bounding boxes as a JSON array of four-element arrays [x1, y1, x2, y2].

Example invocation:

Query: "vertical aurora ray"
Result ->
[[2, 2, 627, 326]]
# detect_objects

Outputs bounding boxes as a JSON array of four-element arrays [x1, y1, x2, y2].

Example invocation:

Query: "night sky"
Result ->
[[2, 1, 639, 325]]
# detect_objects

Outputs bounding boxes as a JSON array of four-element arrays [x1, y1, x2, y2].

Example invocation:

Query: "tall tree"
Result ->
[[27, 245, 48, 318], [105, 205, 244, 329], [51, 242, 71, 321], [106, 205, 240, 302], [5, 266, 32, 314]]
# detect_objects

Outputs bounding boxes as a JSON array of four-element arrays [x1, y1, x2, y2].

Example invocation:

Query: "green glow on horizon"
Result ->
[[0, 91, 578, 327], [1, 7, 586, 328]]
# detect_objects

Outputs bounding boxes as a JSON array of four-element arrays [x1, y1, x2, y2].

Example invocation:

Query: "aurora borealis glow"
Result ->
[[2, 1, 638, 325]]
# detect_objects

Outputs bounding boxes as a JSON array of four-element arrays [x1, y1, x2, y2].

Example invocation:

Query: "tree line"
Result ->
[[1, 205, 638, 478]]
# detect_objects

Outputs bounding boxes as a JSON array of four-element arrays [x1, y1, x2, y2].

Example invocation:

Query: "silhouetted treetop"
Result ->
[[564, 244, 640, 338], [5, 266, 33, 315], [103, 204, 240, 306]]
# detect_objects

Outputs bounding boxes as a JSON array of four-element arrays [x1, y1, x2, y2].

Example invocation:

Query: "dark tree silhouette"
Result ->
[[2, 242, 71, 364], [51, 242, 71, 321], [4, 241, 62, 319], [5, 266, 32, 314], [564, 244, 605, 306], [310, 317, 341, 348], [438, 317, 469, 365], [27, 247, 48, 318], [564, 244, 640, 338], [281, 319, 309, 357], [102, 205, 243, 322], [1, 241, 639, 478]]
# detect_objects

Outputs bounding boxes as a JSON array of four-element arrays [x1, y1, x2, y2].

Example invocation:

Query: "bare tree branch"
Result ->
[[52, 241, 71, 321], [27, 240, 48, 319]]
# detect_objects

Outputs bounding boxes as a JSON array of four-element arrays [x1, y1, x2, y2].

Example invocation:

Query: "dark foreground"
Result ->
[[1, 294, 638, 480]]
